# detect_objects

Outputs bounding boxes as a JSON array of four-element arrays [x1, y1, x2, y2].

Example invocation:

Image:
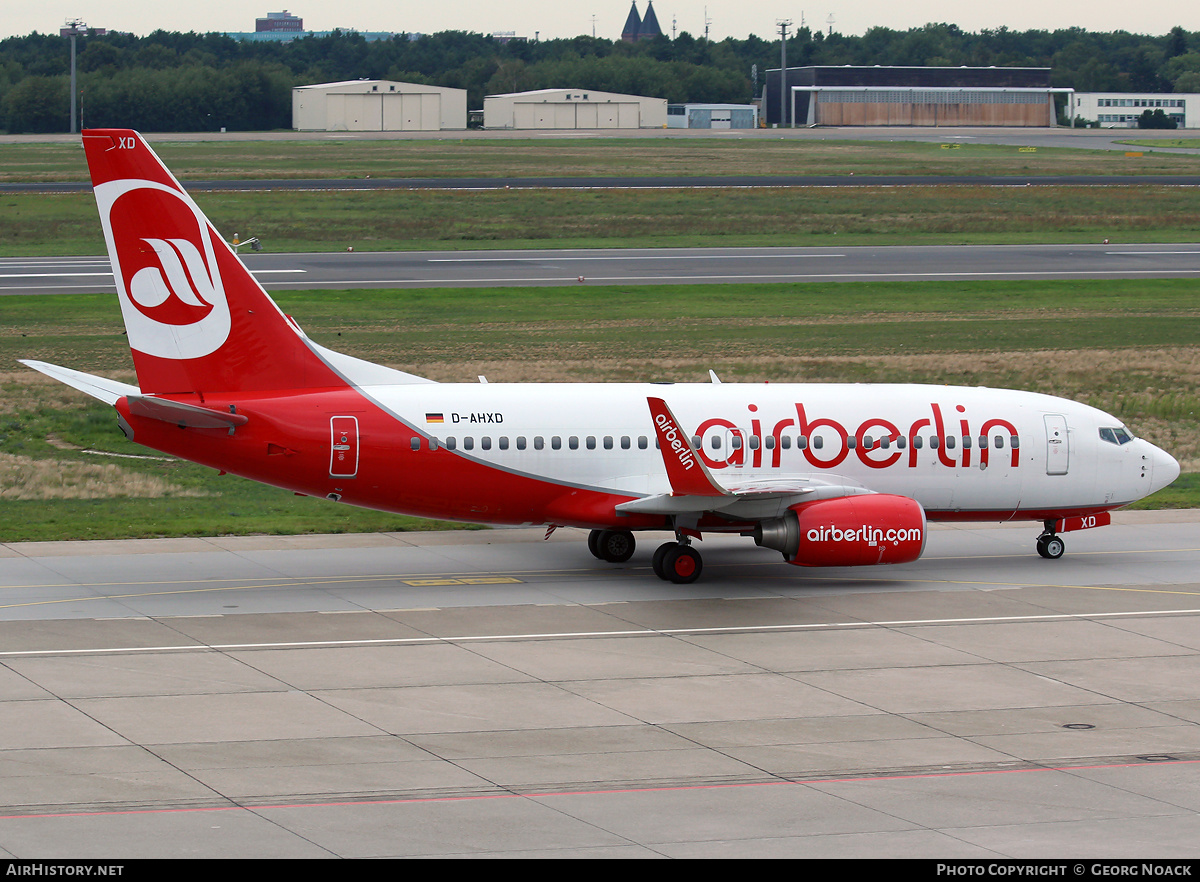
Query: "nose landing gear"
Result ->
[[1036, 521, 1065, 559]]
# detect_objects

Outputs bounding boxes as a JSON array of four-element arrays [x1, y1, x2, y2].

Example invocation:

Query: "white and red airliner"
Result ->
[[22, 130, 1181, 583]]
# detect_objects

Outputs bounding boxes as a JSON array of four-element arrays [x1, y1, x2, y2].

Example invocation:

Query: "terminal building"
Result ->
[[1071, 93, 1195, 128], [484, 89, 667, 129], [667, 103, 758, 129], [293, 80, 467, 131], [764, 66, 1066, 127]]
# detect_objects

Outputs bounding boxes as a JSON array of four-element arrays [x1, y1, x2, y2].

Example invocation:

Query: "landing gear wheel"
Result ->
[[652, 542, 675, 580], [595, 529, 635, 563], [1036, 534, 1065, 560], [662, 545, 702, 584], [587, 529, 604, 560]]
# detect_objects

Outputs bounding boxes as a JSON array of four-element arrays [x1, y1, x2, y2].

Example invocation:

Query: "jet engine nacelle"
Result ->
[[753, 494, 928, 567]]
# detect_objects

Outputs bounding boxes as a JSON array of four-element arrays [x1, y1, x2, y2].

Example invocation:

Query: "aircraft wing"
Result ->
[[621, 397, 874, 519]]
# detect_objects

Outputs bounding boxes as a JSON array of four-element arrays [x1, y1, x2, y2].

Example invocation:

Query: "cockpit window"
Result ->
[[1099, 427, 1134, 445]]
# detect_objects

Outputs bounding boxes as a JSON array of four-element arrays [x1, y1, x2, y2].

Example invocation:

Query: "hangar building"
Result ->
[[483, 89, 667, 129], [764, 66, 1064, 128], [292, 80, 467, 131]]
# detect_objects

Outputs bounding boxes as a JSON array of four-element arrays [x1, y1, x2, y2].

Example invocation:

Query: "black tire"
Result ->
[[587, 529, 604, 560], [597, 529, 636, 563], [1042, 535, 1065, 559], [652, 542, 675, 580], [663, 545, 702, 584]]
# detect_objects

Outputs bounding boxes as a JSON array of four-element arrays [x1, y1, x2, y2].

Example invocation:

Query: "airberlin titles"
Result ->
[[694, 401, 1020, 471], [424, 399, 1019, 474]]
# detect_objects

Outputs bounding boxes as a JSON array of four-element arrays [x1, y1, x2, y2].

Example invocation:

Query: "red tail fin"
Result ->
[[83, 129, 346, 395]]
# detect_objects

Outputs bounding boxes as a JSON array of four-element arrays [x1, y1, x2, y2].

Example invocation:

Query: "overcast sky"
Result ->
[[7, 2, 1195, 43]]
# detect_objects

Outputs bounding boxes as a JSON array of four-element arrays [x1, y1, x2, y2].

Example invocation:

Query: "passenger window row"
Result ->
[[411, 435, 653, 452], [409, 433, 1020, 452]]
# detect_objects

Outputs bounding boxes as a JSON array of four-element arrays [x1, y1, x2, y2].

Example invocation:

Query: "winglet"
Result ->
[[647, 397, 729, 498]]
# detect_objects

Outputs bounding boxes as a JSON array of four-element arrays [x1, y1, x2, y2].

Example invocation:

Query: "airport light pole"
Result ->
[[777, 19, 792, 128], [63, 18, 87, 135]]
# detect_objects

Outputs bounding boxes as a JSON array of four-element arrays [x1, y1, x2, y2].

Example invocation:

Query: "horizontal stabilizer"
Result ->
[[20, 360, 140, 405], [127, 395, 249, 429]]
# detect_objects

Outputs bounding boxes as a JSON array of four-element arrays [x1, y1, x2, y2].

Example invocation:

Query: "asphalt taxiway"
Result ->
[[1, 512, 1199, 857], [4, 242, 1200, 295]]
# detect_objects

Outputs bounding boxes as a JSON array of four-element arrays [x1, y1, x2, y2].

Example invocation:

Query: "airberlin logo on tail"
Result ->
[[94, 179, 232, 360]]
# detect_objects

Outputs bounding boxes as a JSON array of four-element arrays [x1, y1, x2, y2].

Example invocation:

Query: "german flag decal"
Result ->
[[425, 413, 444, 424]]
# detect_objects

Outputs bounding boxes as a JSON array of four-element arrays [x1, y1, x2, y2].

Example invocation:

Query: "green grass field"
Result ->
[[1118, 139, 1200, 150], [4, 184, 1200, 256], [2, 279, 1196, 541], [5, 137, 1200, 183]]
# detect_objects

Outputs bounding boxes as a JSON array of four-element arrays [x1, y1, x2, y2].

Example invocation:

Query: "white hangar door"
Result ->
[[382, 93, 441, 131], [575, 103, 598, 128], [334, 93, 383, 131], [596, 104, 620, 127]]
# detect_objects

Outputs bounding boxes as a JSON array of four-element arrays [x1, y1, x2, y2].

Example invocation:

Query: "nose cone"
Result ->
[[1147, 442, 1181, 496]]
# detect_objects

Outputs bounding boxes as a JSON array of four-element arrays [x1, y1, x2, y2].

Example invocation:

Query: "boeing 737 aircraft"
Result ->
[[22, 130, 1181, 583]]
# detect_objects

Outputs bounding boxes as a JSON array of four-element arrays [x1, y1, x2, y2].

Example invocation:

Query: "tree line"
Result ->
[[1, 24, 1197, 133]]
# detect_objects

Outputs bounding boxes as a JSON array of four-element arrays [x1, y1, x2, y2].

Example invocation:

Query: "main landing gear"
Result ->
[[586, 529, 703, 584], [1036, 520, 1065, 560], [653, 540, 702, 584], [588, 528, 635, 563]]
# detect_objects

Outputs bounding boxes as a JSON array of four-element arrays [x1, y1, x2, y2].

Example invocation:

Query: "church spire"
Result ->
[[638, 1, 663, 39], [621, 2, 642, 43]]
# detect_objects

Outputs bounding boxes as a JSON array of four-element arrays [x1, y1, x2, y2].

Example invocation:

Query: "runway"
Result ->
[[2, 511, 1199, 857], [5, 243, 1200, 295], [8, 173, 1200, 195]]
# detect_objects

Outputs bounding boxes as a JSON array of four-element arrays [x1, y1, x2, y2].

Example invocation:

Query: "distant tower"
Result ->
[[622, 2, 642, 42], [638, 1, 663, 39]]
